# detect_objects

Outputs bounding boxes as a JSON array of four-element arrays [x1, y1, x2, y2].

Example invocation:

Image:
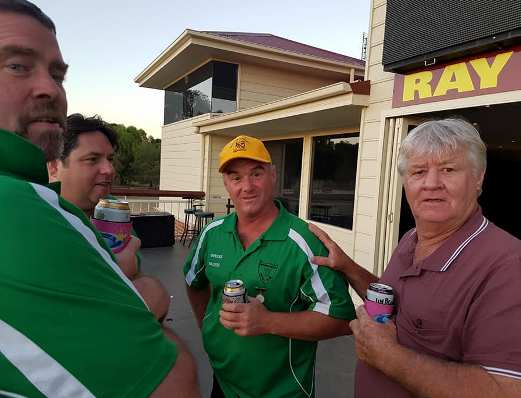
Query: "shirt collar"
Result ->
[[222, 199, 291, 241], [0, 129, 48, 185], [399, 207, 488, 273]]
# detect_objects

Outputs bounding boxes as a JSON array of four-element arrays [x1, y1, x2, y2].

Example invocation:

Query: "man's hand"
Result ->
[[309, 223, 356, 275], [309, 223, 377, 299], [351, 306, 521, 398], [133, 276, 170, 320], [115, 236, 140, 279], [220, 297, 270, 336], [350, 305, 399, 370]]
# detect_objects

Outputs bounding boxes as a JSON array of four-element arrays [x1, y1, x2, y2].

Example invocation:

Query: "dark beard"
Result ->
[[33, 131, 64, 162], [16, 101, 66, 161]]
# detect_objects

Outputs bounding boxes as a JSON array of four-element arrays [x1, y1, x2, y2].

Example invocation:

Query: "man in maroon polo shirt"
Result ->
[[310, 118, 521, 397]]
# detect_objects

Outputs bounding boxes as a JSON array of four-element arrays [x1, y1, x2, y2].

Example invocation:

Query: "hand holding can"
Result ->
[[91, 199, 132, 253]]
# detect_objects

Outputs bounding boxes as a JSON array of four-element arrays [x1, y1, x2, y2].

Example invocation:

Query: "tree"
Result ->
[[133, 138, 161, 187], [111, 123, 161, 187]]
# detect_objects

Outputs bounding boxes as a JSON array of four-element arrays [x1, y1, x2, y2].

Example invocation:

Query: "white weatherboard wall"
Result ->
[[159, 117, 204, 192], [239, 63, 339, 110], [205, 134, 232, 217], [352, 0, 394, 277]]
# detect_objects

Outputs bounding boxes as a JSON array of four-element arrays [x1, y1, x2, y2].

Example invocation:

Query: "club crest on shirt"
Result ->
[[258, 262, 278, 284]]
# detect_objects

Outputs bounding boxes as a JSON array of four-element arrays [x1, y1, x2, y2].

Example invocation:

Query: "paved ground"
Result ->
[[141, 245, 357, 398]]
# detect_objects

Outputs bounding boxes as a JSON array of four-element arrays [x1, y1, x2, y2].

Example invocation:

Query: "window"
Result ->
[[164, 61, 238, 124], [308, 133, 359, 229], [264, 139, 303, 215]]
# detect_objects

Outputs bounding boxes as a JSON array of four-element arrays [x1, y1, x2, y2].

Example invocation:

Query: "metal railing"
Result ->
[[122, 199, 187, 220]]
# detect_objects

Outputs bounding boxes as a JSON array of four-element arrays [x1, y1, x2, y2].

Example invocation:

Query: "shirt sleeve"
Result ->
[[462, 255, 521, 380], [183, 229, 210, 289], [299, 236, 356, 321], [0, 181, 178, 398]]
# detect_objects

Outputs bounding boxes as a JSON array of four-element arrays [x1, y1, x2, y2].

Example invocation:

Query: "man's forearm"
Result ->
[[342, 262, 378, 300], [151, 326, 201, 398], [379, 343, 520, 398], [264, 310, 351, 341], [186, 286, 210, 328]]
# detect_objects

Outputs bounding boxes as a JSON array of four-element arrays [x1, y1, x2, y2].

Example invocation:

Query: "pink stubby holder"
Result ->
[[91, 198, 132, 253], [365, 283, 395, 323], [364, 299, 394, 323]]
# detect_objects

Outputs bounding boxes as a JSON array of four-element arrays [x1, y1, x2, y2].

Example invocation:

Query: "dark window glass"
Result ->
[[164, 91, 184, 125], [164, 61, 237, 124], [309, 134, 359, 229], [187, 78, 212, 117], [264, 139, 303, 215], [211, 98, 237, 114], [213, 62, 238, 101]]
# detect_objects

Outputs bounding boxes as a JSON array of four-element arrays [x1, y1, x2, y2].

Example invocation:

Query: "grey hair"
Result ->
[[397, 118, 487, 177]]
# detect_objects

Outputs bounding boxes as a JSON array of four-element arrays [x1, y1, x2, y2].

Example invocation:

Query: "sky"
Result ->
[[33, 0, 370, 138]]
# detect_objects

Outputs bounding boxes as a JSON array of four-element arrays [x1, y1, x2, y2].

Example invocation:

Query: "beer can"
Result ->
[[91, 199, 132, 253], [93, 199, 131, 222], [365, 283, 394, 323], [222, 279, 248, 304]]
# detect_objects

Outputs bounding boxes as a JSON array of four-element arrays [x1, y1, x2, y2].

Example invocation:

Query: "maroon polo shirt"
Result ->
[[356, 208, 521, 397]]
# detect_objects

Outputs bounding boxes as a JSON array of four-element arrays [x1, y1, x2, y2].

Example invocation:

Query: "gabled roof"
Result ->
[[201, 31, 365, 68], [136, 29, 365, 89]]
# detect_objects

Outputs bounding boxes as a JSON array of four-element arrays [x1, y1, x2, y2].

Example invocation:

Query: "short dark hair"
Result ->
[[0, 0, 56, 33], [62, 113, 119, 161]]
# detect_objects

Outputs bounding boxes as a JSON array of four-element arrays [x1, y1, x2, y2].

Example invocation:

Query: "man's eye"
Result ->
[[442, 167, 454, 173], [6, 63, 29, 73]]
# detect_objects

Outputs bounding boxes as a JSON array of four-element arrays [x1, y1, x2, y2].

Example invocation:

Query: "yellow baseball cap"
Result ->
[[219, 135, 272, 172]]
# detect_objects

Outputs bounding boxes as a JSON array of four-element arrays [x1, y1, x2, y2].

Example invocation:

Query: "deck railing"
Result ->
[[110, 188, 206, 235]]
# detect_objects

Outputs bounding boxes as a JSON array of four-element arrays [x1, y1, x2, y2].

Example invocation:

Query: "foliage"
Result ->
[[111, 123, 161, 187]]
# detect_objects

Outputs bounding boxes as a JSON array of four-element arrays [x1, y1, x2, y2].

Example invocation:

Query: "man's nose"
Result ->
[[100, 160, 115, 177], [31, 70, 62, 100], [242, 175, 255, 191], [423, 168, 442, 189]]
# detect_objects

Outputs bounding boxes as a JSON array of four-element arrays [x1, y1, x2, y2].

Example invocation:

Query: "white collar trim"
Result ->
[[440, 216, 489, 272]]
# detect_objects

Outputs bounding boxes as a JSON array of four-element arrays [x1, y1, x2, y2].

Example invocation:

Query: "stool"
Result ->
[[180, 199, 203, 246], [188, 211, 214, 247]]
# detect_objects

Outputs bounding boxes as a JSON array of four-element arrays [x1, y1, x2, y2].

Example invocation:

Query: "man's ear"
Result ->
[[47, 159, 60, 182]]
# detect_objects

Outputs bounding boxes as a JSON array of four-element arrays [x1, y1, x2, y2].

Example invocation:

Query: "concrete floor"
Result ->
[[141, 245, 357, 398]]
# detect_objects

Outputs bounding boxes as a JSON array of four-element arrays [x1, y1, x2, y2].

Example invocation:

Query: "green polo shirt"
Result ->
[[0, 129, 177, 397], [184, 202, 355, 398]]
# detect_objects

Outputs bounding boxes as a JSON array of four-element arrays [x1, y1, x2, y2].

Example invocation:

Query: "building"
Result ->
[[137, 3, 520, 303], [136, 29, 367, 287]]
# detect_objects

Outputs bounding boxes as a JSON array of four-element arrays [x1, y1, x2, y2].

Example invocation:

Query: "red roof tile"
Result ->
[[200, 31, 365, 68]]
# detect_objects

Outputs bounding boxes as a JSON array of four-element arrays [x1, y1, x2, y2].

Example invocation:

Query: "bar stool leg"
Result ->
[[188, 214, 201, 248], [180, 211, 189, 245]]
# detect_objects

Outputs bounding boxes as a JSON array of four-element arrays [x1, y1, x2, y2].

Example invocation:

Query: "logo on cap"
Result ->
[[233, 137, 247, 152]]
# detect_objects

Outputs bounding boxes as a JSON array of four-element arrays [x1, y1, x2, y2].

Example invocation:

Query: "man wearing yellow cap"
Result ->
[[183, 135, 355, 398]]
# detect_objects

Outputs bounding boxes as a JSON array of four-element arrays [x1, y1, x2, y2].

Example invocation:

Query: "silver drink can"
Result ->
[[366, 283, 394, 305], [222, 279, 248, 304], [93, 198, 131, 222]]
